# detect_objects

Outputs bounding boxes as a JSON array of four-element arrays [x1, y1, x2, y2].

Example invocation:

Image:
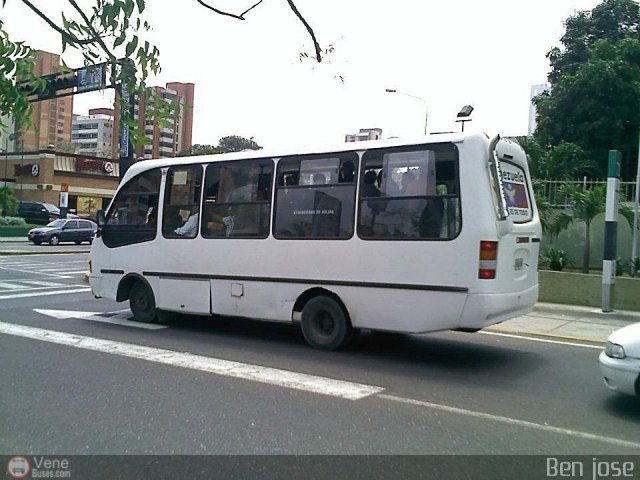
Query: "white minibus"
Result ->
[[89, 133, 540, 350]]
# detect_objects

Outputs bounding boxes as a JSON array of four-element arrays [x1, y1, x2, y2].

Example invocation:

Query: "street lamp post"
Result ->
[[385, 88, 428, 135]]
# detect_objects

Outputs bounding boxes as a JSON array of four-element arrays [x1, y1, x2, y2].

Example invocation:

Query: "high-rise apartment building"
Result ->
[[130, 82, 195, 159], [71, 108, 115, 158], [528, 83, 550, 136], [19, 50, 74, 151]]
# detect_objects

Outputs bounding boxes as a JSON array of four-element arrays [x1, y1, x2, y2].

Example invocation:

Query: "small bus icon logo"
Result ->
[[7, 456, 30, 478]]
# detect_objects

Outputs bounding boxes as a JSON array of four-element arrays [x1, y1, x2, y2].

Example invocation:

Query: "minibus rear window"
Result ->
[[500, 161, 532, 223]]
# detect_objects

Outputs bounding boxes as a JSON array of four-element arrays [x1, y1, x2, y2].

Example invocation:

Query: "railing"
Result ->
[[533, 178, 638, 208]]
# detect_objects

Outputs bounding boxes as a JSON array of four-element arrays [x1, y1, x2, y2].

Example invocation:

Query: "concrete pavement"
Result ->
[[1, 238, 637, 345], [485, 302, 640, 344]]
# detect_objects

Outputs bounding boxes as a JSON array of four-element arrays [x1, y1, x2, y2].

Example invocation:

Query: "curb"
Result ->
[[484, 327, 606, 346]]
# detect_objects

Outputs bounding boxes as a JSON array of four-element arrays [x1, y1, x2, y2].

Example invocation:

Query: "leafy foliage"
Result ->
[[177, 136, 262, 157], [0, 215, 25, 226], [0, 185, 17, 216], [0, 0, 175, 150], [533, 0, 640, 179], [516, 137, 597, 179], [543, 248, 571, 271]]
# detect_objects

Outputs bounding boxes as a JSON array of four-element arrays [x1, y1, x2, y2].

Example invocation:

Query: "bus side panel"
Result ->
[[158, 278, 210, 314], [341, 287, 467, 333], [210, 280, 296, 322]]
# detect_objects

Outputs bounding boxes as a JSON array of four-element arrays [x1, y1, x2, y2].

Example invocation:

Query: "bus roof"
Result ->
[[121, 131, 495, 184]]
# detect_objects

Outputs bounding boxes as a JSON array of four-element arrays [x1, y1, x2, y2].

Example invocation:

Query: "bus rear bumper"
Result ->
[[457, 284, 538, 330]]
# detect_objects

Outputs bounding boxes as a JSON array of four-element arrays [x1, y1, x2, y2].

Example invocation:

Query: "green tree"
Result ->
[[553, 185, 606, 273], [0, 1, 324, 147], [217, 136, 262, 153], [0, 185, 17, 216], [177, 136, 262, 157], [552, 184, 636, 274], [516, 137, 597, 179], [533, 0, 640, 179], [176, 144, 220, 157]]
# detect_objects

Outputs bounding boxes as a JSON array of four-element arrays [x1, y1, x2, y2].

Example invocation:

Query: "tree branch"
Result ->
[[284, 0, 322, 62], [195, 0, 250, 20], [194, 0, 322, 62], [20, 0, 101, 46], [67, 0, 117, 61]]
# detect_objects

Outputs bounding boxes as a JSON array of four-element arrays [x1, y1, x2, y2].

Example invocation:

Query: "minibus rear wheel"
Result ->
[[301, 295, 353, 350], [129, 280, 158, 323]]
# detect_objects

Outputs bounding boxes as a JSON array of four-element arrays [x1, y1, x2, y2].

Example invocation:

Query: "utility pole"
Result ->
[[602, 150, 621, 312]]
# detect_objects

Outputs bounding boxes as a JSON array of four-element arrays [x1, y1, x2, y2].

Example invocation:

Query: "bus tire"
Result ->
[[129, 280, 158, 323], [300, 295, 352, 350]]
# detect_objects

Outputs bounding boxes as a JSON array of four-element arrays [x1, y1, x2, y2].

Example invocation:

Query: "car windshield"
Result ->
[[43, 203, 60, 213], [46, 219, 66, 228]]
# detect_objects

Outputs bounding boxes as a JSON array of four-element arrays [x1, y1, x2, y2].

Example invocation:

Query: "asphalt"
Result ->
[[2, 236, 638, 345]]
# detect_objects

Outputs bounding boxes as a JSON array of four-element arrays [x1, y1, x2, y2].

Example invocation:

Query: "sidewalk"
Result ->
[[486, 302, 640, 344], [0, 237, 636, 344]]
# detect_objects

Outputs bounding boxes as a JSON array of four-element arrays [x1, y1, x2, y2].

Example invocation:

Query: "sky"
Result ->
[[2, 0, 604, 150]]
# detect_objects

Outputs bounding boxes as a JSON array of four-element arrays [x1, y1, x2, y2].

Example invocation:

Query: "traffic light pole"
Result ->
[[117, 83, 135, 180]]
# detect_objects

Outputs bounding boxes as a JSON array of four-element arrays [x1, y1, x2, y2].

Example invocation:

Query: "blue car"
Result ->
[[28, 218, 97, 245]]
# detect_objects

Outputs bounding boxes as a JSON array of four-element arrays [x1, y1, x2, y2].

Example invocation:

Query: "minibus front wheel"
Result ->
[[300, 295, 353, 351], [129, 280, 158, 323]]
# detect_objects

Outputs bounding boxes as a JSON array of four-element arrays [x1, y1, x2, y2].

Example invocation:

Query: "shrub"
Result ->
[[543, 248, 571, 271], [0, 216, 26, 226]]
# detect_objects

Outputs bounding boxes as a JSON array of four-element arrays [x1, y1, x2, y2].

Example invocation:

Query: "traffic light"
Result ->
[[40, 72, 78, 99]]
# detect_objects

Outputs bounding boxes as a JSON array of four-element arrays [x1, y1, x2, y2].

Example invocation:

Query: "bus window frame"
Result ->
[[498, 159, 534, 224], [162, 164, 204, 240], [273, 151, 359, 241], [356, 142, 462, 242], [200, 157, 275, 240]]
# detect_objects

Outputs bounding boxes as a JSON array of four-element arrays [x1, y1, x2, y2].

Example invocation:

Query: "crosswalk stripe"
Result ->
[[0, 322, 384, 400], [18, 280, 66, 287], [0, 283, 31, 290], [0, 288, 91, 300]]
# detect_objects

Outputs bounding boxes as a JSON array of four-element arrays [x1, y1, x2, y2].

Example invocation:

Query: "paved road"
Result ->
[[1, 254, 639, 456], [0, 240, 90, 255]]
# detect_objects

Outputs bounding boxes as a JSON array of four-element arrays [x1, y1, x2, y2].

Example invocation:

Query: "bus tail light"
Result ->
[[479, 241, 498, 279]]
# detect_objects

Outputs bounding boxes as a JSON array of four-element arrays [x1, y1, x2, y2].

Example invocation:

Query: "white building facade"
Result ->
[[72, 113, 114, 158]]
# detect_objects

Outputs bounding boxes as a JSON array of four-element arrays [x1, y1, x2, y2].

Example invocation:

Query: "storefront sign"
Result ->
[[76, 158, 112, 173]]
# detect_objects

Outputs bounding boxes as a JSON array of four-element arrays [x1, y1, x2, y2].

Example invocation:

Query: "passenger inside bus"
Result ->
[[174, 206, 199, 237]]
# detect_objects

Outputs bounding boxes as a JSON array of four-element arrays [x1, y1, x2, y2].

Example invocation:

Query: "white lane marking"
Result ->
[[0, 322, 384, 400], [480, 331, 603, 349], [378, 394, 640, 450], [0, 282, 31, 290], [19, 280, 67, 287], [33, 309, 168, 330], [56, 271, 88, 275], [0, 288, 91, 300], [0, 266, 68, 278]]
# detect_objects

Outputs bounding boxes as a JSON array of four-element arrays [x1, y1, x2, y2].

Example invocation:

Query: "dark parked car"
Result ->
[[28, 218, 97, 245], [18, 201, 61, 224]]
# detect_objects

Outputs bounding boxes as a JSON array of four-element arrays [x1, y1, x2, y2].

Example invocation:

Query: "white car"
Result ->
[[599, 322, 640, 397]]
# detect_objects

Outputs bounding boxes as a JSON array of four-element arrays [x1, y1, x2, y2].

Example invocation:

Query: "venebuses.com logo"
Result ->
[[6, 456, 71, 478]]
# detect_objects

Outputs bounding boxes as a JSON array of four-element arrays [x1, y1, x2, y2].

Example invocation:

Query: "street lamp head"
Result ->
[[457, 105, 474, 118], [385, 88, 397, 93]]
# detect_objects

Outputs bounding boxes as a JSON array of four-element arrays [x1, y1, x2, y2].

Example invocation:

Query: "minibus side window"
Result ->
[[162, 165, 203, 239], [358, 144, 461, 240], [274, 152, 358, 239], [201, 159, 273, 238], [102, 168, 161, 248]]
